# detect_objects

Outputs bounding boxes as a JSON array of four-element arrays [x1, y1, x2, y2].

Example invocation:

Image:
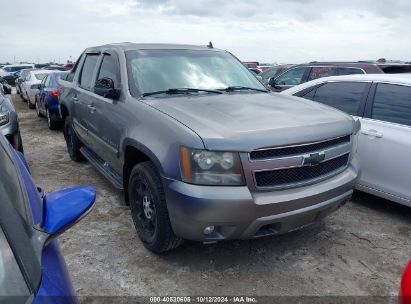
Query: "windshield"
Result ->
[[126, 49, 266, 95], [34, 73, 48, 80]]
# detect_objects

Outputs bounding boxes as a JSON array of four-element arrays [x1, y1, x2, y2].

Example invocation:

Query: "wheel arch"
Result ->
[[60, 103, 69, 121], [122, 139, 165, 204]]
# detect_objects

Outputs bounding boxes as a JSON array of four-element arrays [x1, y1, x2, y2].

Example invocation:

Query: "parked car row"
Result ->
[[0, 62, 73, 85], [0, 63, 35, 85], [15, 68, 67, 129], [266, 61, 411, 91]]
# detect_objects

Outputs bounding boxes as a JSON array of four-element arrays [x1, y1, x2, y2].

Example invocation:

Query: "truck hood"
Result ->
[[146, 92, 355, 151]]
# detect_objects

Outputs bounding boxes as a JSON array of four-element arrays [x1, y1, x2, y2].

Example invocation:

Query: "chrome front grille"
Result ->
[[254, 154, 349, 187], [249, 135, 350, 160], [242, 135, 352, 190]]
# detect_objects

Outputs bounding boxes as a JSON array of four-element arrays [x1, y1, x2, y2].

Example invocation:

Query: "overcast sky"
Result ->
[[0, 0, 410, 64]]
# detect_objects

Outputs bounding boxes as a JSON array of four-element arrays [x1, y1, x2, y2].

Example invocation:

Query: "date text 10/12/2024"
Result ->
[[149, 296, 258, 303]]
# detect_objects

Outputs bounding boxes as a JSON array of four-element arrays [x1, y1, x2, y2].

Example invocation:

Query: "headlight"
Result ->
[[180, 147, 245, 186], [0, 111, 9, 126]]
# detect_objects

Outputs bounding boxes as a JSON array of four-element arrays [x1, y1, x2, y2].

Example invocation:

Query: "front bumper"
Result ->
[[164, 158, 359, 241]]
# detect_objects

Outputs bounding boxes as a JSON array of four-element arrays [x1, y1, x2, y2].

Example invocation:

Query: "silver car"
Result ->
[[282, 74, 411, 207], [0, 80, 23, 153]]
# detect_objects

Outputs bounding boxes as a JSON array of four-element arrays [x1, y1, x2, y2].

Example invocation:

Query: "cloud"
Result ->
[[0, 0, 410, 63]]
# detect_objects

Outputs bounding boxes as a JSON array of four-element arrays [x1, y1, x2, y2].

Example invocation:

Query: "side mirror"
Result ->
[[268, 77, 276, 87], [95, 77, 120, 99], [41, 186, 96, 235]]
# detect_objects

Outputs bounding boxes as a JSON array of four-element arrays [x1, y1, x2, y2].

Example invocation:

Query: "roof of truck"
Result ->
[[85, 43, 224, 52]]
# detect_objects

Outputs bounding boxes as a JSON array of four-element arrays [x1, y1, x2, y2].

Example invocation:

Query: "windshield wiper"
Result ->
[[220, 86, 268, 93], [142, 88, 223, 97]]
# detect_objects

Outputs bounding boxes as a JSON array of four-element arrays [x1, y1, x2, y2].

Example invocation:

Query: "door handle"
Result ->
[[88, 104, 96, 113], [361, 129, 383, 138], [72, 96, 79, 103]]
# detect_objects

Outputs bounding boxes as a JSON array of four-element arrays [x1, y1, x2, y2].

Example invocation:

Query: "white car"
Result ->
[[0, 64, 35, 77], [281, 74, 411, 207], [21, 70, 55, 108]]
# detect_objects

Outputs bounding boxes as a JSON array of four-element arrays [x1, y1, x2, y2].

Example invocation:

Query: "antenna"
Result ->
[[207, 41, 213, 49]]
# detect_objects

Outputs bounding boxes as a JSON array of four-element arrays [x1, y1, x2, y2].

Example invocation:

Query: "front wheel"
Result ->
[[128, 161, 182, 253], [64, 118, 84, 161]]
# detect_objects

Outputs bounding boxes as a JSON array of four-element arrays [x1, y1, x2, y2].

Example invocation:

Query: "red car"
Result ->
[[243, 61, 259, 69], [63, 62, 75, 70], [401, 261, 411, 304]]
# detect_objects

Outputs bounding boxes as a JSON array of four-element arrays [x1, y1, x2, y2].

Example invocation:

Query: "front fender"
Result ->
[[122, 137, 165, 176]]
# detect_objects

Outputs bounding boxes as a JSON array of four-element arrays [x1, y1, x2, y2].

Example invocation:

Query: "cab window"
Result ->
[[97, 53, 120, 88], [79, 54, 99, 91]]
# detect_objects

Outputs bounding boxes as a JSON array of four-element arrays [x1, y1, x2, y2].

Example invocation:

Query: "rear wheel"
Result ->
[[27, 94, 34, 109], [64, 118, 84, 161], [128, 161, 183, 253], [35, 99, 42, 117], [47, 108, 59, 130]]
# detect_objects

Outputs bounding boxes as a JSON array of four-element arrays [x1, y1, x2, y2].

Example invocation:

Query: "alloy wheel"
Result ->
[[133, 181, 157, 240]]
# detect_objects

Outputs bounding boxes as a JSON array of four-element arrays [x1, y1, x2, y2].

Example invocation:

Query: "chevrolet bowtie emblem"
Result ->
[[303, 152, 325, 166]]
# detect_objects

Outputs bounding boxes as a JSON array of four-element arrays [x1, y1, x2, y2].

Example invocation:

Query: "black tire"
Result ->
[[64, 118, 84, 161], [128, 161, 183, 253], [47, 108, 59, 130], [35, 98, 42, 117], [27, 94, 35, 109]]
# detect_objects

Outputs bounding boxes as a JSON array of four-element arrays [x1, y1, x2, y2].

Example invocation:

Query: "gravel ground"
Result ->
[[12, 92, 411, 297]]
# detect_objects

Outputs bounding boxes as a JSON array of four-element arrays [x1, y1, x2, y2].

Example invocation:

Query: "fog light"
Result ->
[[203, 226, 215, 235]]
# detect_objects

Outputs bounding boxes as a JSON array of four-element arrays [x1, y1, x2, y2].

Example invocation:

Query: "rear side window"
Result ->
[[336, 67, 364, 76], [79, 54, 99, 90], [0, 227, 30, 298], [312, 82, 367, 115], [308, 67, 338, 81], [308, 67, 364, 81], [372, 83, 411, 127], [97, 53, 120, 88]]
